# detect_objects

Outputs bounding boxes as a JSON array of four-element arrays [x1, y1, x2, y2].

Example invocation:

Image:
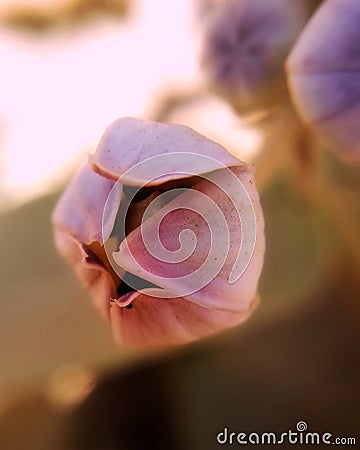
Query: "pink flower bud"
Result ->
[[201, 0, 311, 114], [287, 0, 360, 162], [52, 118, 265, 348]]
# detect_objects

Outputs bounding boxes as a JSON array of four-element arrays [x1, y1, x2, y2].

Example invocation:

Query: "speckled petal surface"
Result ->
[[113, 166, 265, 314]]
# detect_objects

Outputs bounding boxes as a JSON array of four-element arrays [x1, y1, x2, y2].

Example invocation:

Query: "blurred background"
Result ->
[[0, 1, 359, 449]]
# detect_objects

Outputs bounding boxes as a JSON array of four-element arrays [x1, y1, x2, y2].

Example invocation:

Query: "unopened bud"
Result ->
[[201, 0, 312, 114], [287, 0, 360, 163]]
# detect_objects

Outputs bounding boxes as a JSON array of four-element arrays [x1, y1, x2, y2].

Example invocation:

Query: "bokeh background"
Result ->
[[0, 1, 359, 449]]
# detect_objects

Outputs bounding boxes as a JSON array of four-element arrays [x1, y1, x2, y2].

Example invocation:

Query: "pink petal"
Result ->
[[53, 230, 117, 319], [113, 165, 265, 314], [52, 164, 122, 244], [89, 117, 246, 185], [110, 292, 259, 348], [52, 165, 122, 318]]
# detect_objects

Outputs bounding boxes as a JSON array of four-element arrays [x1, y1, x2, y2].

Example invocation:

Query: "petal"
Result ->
[[287, 73, 360, 124], [52, 164, 122, 244], [287, 73, 360, 160], [113, 165, 265, 314], [287, 0, 360, 74], [110, 292, 258, 348], [287, 0, 360, 161], [52, 165, 122, 318], [89, 117, 245, 185], [53, 229, 117, 319]]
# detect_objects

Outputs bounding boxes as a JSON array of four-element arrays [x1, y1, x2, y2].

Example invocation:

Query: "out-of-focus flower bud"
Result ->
[[287, 0, 360, 163], [52, 118, 265, 348], [201, 0, 311, 114]]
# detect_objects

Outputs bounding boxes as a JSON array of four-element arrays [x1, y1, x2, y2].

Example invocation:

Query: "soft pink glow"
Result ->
[[0, 0, 200, 209]]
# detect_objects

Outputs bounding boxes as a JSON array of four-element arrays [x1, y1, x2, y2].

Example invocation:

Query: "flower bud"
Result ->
[[52, 118, 265, 348], [201, 0, 311, 114], [287, 0, 360, 162]]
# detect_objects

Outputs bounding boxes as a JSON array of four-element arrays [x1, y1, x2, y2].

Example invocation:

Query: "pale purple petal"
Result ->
[[52, 165, 122, 318], [287, 0, 360, 161], [52, 164, 122, 244], [89, 118, 245, 185]]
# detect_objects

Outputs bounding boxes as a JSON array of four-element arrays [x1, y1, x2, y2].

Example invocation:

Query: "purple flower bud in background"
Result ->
[[287, 0, 360, 163], [201, 0, 311, 114], [52, 118, 265, 348]]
